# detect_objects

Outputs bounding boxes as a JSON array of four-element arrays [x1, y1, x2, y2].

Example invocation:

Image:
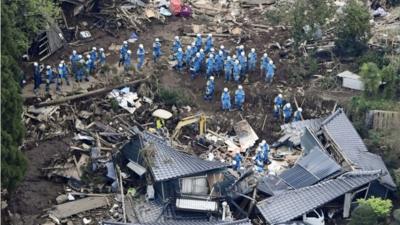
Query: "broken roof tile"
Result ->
[[139, 132, 229, 182], [257, 170, 382, 224], [278, 118, 324, 146]]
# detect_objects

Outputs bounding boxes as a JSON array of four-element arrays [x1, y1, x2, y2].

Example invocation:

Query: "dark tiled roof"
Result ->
[[322, 109, 396, 189], [257, 170, 382, 224], [279, 147, 342, 189], [102, 219, 252, 225], [279, 118, 324, 146], [140, 132, 229, 182]]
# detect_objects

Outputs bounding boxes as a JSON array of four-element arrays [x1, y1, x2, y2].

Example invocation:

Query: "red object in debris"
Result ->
[[179, 5, 192, 17], [170, 0, 182, 16]]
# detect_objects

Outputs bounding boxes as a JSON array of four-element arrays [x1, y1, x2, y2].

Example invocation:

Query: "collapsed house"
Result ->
[[256, 109, 396, 224]]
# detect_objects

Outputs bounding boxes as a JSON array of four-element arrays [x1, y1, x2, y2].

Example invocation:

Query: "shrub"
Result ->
[[349, 204, 378, 225], [157, 87, 193, 107], [357, 197, 393, 218], [359, 62, 381, 97]]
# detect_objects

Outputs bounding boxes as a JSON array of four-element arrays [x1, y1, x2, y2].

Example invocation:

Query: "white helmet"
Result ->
[[256, 147, 261, 152], [33, 62, 38, 66], [46, 65, 51, 69], [219, 50, 223, 55], [79, 59, 85, 63], [210, 76, 214, 80], [196, 52, 201, 57], [123, 41, 128, 45], [286, 103, 291, 108], [270, 60, 273, 64], [86, 55, 91, 59], [197, 33, 201, 37], [99, 48, 104, 51], [139, 44, 144, 48], [263, 53, 268, 57], [60, 60, 65, 64], [224, 87, 228, 92], [72, 50, 77, 54], [227, 56, 231, 60], [238, 85, 243, 89], [262, 140, 266, 144], [209, 54, 214, 58], [191, 42, 195, 47], [78, 54, 83, 59], [208, 33, 212, 37], [241, 52, 245, 56], [232, 55, 237, 59], [92, 47, 97, 51], [220, 45, 224, 49], [200, 49, 204, 53], [155, 38, 160, 42], [178, 48, 182, 52], [259, 143, 263, 147], [298, 107, 303, 112], [251, 48, 255, 52], [278, 94, 282, 98], [187, 45, 192, 49], [235, 60, 239, 64], [210, 48, 215, 52], [127, 50, 132, 54], [175, 36, 179, 40], [59, 63, 63, 68], [240, 45, 244, 49]]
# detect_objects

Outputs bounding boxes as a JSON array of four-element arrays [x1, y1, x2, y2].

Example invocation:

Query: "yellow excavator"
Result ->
[[172, 113, 207, 140]]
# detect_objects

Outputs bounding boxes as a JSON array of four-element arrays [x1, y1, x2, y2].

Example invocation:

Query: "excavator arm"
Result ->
[[172, 114, 207, 140]]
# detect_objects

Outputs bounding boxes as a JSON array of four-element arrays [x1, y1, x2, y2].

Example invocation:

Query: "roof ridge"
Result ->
[[321, 108, 344, 126]]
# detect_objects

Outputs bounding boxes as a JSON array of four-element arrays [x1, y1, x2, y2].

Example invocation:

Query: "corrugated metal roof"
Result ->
[[102, 218, 252, 225], [322, 109, 396, 189], [139, 132, 229, 182], [257, 170, 382, 224], [176, 198, 218, 212], [279, 147, 341, 189]]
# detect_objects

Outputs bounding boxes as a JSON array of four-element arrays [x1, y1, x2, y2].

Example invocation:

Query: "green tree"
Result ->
[[289, 0, 334, 47], [359, 62, 381, 97], [1, 0, 57, 190], [349, 204, 378, 225], [335, 0, 371, 56], [357, 197, 393, 218]]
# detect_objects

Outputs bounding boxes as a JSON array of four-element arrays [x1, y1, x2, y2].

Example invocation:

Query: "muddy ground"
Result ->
[[9, 9, 358, 225]]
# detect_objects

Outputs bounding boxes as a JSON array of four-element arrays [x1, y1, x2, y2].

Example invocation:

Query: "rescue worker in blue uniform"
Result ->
[[190, 52, 201, 79], [283, 103, 292, 123], [274, 94, 283, 108], [124, 50, 132, 73], [261, 140, 270, 164], [33, 62, 42, 94], [86, 55, 93, 78], [119, 41, 128, 67], [99, 48, 106, 67], [90, 47, 97, 70], [191, 42, 198, 56], [253, 147, 264, 172], [293, 107, 303, 122], [206, 54, 215, 78], [233, 60, 241, 83], [153, 38, 162, 63], [70, 50, 79, 76], [175, 47, 184, 72], [260, 53, 270, 76], [195, 33, 202, 50], [185, 46, 192, 67], [220, 45, 227, 59], [204, 76, 215, 101], [224, 56, 233, 82], [137, 44, 145, 70], [45, 65, 53, 93], [58, 62, 70, 87], [199, 49, 206, 71], [273, 104, 280, 119], [238, 51, 247, 78], [233, 152, 243, 171], [205, 33, 213, 53], [60, 60, 70, 85], [77, 58, 85, 82], [221, 87, 231, 111], [235, 85, 245, 110], [248, 48, 257, 72], [172, 36, 182, 54], [214, 51, 224, 77], [266, 60, 276, 83]]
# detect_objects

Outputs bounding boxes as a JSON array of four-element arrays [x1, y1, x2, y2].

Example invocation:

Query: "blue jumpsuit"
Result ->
[[204, 79, 215, 101], [221, 91, 231, 111], [206, 57, 215, 78], [33, 65, 41, 91], [124, 53, 131, 72], [70, 53, 79, 76], [190, 56, 201, 79], [274, 96, 283, 108], [195, 36, 202, 49], [153, 41, 161, 62], [238, 54, 247, 77], [205, 36, 213, 53], [266, 62, 276, 83], [45, 68, 53, 92], [61, 64, 70, 85], [233, 63, 241, 82], [185, 48, 192, 67], [90, 50, 97, 65], [214, 54, 224, 76], [224, 59, 233, 81], [283, 104, 292, 123], [273, 104, 280, 119], [119, 45, 128, 66], [236, 47, 243, 58], [235, 89, 245, 110], [248, 52, 257, 72], [176, 50, 184, 72], [262, 143, 270, 163], [137, 47, 145, 70], [172, 40, 182, 53], [86, 58, 93, 77], [233, 153, 242, 171], [294, 110, 302, 122], [254, 151, 264, 172], [77, 60, 85, 81]]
